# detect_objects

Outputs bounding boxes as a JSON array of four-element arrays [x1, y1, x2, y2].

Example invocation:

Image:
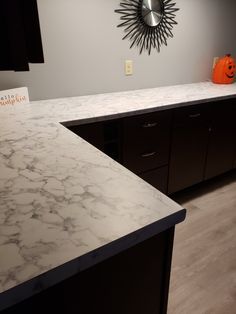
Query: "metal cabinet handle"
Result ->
[[142, 122, 158, 128], [189, 113, 201, 118], [141, 152, 157, 158]]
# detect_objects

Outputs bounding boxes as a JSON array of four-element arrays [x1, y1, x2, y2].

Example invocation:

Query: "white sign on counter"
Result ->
[[0, 87, 29, 106]]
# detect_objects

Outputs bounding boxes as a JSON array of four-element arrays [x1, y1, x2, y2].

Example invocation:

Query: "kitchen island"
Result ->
[[1, 82, 236, 313]]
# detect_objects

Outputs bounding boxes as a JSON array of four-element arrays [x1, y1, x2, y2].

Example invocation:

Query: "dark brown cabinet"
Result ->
[[68, 111, 172, 194], [234, 105, 236, 169], [122, 111, 171, 173], [67, 99, 236, 196], [168, 105, 209, 194], [204, 100, 236, 179], [122, 111, 172, 193], [234, 152, 236, 169]]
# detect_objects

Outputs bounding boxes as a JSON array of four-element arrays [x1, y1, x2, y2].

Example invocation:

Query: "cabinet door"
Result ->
[[168, 105, 209, 194], [205, 100, 236, 179]]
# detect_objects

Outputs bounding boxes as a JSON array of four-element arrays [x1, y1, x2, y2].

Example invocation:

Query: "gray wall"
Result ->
[[0, 0, 236, 101]]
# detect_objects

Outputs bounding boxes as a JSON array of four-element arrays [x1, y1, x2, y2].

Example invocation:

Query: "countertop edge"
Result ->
[[61, 93, 236, 127], [0, 208, 186, 311]]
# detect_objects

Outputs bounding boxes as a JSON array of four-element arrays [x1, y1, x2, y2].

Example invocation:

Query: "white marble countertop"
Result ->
[[1, 81, 236, 311]]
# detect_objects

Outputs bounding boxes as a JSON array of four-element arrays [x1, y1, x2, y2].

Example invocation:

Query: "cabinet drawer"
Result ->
[[123, 111, 172, 173], [123, 110, 171, 137], [139, 166, 168, 194], [173, 104, 209, 127], [123, 144, 170, 174]]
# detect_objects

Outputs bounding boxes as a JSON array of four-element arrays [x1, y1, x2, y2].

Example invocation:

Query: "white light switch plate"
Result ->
[[125, 60, 133, 75]]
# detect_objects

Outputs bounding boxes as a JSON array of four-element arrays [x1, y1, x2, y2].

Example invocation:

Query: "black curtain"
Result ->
[[0, 0, 44, 71]]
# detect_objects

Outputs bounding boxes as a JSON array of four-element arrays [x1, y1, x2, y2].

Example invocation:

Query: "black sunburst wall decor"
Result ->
[[115, 0, 179, 55]]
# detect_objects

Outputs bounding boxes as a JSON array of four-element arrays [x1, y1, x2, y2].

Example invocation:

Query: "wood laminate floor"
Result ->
[[168, 171, 236, 314]]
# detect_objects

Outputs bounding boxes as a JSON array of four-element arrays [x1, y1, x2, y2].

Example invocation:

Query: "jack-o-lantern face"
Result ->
[[212, 54, 236, 84], [225, 62, 235, 79]]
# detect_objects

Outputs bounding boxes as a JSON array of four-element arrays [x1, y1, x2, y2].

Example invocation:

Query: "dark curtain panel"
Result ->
[[0, 0, 44, 71]]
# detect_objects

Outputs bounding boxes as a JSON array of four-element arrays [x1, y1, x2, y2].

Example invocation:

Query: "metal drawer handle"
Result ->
[[142, 122, 158, 128], [189, 113, 201, 118], [141, 152, 157, 158]]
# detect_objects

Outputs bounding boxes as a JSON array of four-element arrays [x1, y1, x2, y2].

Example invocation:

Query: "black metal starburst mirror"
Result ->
[[115, 0, 179, 54]]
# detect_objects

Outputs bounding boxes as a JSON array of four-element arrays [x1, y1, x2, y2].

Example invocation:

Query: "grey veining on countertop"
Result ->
[[29, 81, 236, 124], [0, 81, 235, 310]]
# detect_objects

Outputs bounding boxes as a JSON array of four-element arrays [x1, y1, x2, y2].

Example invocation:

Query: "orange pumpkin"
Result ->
[[212, 54, 236, 84]]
